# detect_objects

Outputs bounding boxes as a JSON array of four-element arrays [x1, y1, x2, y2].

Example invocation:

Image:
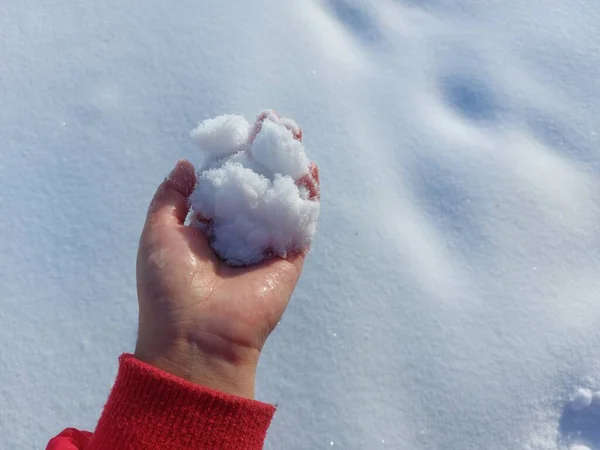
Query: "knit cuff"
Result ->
[[86, 354, 275, 450]]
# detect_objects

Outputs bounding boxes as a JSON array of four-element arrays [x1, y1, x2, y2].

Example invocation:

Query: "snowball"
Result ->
[[191, 114, 250, 157], [189, 111, 320, 266], [570, 388, 593, 411]]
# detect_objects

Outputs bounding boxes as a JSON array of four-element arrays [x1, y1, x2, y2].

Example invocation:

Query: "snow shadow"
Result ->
[[405, 154, 488, 256], [559, 404, 600, 449], [440, 73, 500, 122], [526, 112, 600, 168], [324, 0, 382, 43]]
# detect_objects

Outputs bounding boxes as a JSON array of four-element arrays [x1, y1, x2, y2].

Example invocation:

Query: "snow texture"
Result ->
[[2, 0, 600, 449], [189, 111, 319, 266], [191, 114, 251, 157]]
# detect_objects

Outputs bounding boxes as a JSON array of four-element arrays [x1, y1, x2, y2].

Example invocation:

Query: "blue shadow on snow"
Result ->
[[559, 405, 600, 448], [324, 0, 381, 43], [440, 74, 499, 122]]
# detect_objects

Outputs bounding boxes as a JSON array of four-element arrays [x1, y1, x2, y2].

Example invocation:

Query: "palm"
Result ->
[[134, 160, 307, 395], [138, 221, 302, 356]]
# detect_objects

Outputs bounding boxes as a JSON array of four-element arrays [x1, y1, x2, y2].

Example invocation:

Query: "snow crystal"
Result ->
[[570, 388, 593, 411], [189, 110, 320, 266]]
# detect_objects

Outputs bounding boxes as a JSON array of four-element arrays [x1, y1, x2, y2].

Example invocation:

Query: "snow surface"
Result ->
[[190, 111, 319, 266], [2, 0, 600, 449]]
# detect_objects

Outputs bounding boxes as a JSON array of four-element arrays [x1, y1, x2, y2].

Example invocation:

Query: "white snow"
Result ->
[[251, 119, 310, 180], [2, 0, 600, 449], [191, 114, 251, 158], [189, 111, 319, 266]]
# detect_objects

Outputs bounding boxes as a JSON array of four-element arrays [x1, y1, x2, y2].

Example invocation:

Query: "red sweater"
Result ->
[[46, 354, 276, 450]]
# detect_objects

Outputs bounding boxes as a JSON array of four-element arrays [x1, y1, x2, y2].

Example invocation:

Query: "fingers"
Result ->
[[307, 162, 320, 200], [146, 160, 196, 227], [310, 162, 319, 185], [296, 162, 320, 200], [247, 110, 277, 146], [248, 110, 303, 145]]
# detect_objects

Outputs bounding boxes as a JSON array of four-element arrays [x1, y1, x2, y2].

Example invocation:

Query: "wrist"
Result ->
[[134, 337, 259, 399]]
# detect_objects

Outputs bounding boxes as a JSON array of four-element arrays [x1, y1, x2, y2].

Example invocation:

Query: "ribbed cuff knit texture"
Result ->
[[85, 354, 275, 450]]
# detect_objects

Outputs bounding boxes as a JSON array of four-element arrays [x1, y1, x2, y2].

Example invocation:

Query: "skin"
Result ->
[[135, 159, 318, 399]]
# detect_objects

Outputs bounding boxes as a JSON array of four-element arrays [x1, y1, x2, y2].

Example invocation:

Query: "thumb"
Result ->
[[146, 160, 196, 227]]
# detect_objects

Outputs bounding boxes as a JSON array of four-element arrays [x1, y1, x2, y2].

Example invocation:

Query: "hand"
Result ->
[[134, 159, 317, 399]]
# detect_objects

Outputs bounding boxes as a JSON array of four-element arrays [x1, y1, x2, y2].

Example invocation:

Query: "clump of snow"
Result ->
[[191, 114, 251, 157], [570, 388, 593, 411], [252, 119, 310, 180], [189, 110, 320, 266]]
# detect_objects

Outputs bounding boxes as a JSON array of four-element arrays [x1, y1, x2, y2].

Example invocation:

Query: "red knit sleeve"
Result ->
[[46, 428, 92, 450], [46, 354, 276, 450]]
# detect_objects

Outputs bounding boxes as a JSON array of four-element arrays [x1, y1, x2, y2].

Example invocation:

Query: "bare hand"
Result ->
[[135, 160, 315, 398]]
